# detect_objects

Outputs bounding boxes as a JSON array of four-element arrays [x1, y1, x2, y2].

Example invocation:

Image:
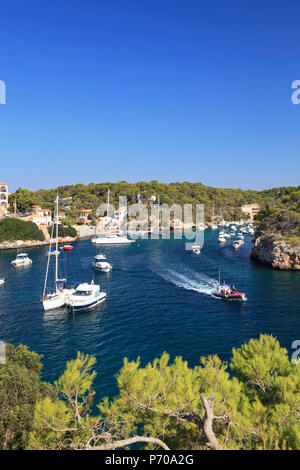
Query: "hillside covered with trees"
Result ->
[[1, 335, 300, 450], [254, 190, 300, 244], [0, 218, 45, 243], [9, 181, 298, 222]]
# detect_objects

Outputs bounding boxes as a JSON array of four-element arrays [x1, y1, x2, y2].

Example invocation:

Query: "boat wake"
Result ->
[[156, 268, 218, 296]]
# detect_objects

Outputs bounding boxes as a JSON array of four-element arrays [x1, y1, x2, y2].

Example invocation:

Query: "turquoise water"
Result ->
[[0, 231, 299, 399]]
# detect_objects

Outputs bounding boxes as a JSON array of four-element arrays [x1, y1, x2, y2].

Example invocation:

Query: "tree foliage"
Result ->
[[47, 224, 77, 239], [9, 181, 291, 222], [0, 218, 45, 242], [0, 344, 53, 450], [26, 335, 300, 451]]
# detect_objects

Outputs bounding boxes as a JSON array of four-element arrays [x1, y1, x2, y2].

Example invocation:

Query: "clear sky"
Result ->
[[1, 0, 300, 192]]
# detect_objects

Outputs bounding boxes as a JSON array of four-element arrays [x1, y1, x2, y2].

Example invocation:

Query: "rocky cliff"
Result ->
[[251, 235, 300, 270]]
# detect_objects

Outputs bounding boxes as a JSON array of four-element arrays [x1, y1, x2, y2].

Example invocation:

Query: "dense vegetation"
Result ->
[[47, 224, 77, 239], [254, 190, 300, 243], [0, 344, 53, 450], [9, 181, 296, 222], [0, 218, 45, 243], [1, 335, 299, 450]]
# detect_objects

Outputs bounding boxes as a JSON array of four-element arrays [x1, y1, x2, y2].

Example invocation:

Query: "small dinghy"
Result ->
[[63, 245, 73, 251]]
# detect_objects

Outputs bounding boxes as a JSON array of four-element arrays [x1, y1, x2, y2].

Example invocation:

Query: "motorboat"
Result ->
[[213, 283, 247, 301], [192, 245, 201, 255], [233, 240, 243, 250], [211, 224, 218, 230], [63, 245, 73, 251], [0, 278, 5, 286], [11, 252, 32, 267], [92, 254, 112, 272], [66, 280, 107, 312]]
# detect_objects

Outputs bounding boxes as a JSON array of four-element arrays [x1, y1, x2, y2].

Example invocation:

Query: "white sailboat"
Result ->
[[91, 189, 135, 245], [42, 196, 75, 311]]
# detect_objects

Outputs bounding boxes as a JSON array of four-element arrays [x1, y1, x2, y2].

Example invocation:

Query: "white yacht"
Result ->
[[42, 196, 75, 311], [91, 233, 135, 245], [218, 236, 227, 243], [92, 188, 135, 245], [211, 224, 218, 230], [66, 281, 107, 312], [92, 254, 112, 272], [11, 252, 32, 267], [233, 240, 242, 250]]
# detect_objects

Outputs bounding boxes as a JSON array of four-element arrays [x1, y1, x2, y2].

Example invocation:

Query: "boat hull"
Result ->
[[67, 292, 107, 312], [43, 294, 66, 311], [91, 237, 134, 245], [214, 292, 247, 301]]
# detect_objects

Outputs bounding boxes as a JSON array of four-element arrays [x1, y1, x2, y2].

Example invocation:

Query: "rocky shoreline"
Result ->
[[251, 235, 300, 270], [0, 236, 77, 251]]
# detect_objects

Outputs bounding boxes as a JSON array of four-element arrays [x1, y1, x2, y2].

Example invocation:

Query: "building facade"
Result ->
[[0, 183, 8, 209], [31, 205, 52, 226], [241, 203, 260, 221]]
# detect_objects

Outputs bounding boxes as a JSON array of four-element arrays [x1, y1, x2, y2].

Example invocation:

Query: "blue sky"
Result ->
[[0, 0, 300, 192]]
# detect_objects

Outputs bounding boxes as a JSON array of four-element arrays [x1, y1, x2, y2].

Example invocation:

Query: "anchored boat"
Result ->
[[66, 280, 107, 312], [42, 196, 75, 311], [92, 254, 112, 272], [11, 252, 32, 267]]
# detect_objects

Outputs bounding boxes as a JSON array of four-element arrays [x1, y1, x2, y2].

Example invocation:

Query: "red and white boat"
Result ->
[[213, 283, 247, 301]]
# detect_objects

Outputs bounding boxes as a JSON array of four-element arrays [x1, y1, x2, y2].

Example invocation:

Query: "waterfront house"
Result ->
[[241, 203, 260, 221], [31, 205, 52, 226]]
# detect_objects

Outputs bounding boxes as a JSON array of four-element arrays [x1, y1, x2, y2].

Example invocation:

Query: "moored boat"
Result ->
[[66, 280, 107, 312], [42, 196, 75, 311], [92, 254, 112, 272], [11, 252, 32, 267]]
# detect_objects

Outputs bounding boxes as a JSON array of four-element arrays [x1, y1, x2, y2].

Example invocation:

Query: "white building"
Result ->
[[0, 183, 8, 209], [31, 205, 52, 226]]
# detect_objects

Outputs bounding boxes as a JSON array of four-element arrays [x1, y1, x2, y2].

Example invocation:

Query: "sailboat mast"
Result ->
[[55, 195, 59, 288], [157, 195, 160, 231], [107, 188, 110, 218]]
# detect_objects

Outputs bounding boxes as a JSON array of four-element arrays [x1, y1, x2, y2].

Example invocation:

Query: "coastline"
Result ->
[[0, 236, 77, 251], [251, 235, 300, 270]]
